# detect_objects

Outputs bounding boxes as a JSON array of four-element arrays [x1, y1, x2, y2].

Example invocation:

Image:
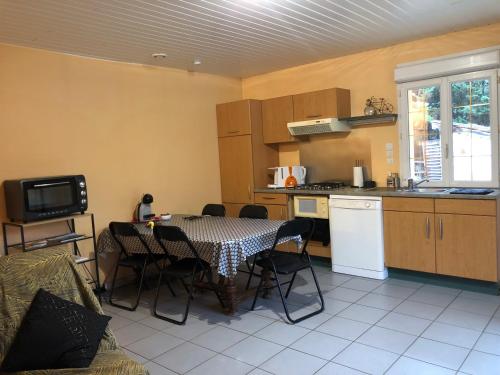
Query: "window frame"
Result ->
[[398, 69, 499, 188]]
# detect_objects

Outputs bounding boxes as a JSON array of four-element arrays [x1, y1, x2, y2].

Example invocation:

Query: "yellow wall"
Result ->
[[0, 43, 242, 246], [242, 22, 500, 186]]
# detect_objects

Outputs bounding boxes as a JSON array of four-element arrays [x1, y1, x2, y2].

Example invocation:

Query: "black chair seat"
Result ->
[[162, 258, 210, 277], [256, 253, 310, 275]]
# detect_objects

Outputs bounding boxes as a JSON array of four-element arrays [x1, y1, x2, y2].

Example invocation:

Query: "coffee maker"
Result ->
[[134, 193, 155, 222]]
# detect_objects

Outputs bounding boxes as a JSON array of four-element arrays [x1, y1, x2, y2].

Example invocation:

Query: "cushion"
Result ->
[[1, 288, 111, 372]]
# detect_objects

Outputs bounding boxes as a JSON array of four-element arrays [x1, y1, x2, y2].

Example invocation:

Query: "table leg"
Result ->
[[219, 276, 238, 315], [261, 266, 274, 298]]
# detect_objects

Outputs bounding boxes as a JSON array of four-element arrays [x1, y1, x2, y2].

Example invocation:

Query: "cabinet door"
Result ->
[[262, 96, 295, 144], [264, 204, 288, 220], [436, 214, 497, 281], [218, 136, 254, 203], [216, 100, 252, 137], [383, 211, 436, 273], [292, 88, 350, 121], [223, 203, 246, 218]]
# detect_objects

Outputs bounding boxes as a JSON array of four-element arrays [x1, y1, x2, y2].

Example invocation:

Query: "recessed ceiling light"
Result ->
[[152, 53, 167, 59], [193, 59, 202, 65]]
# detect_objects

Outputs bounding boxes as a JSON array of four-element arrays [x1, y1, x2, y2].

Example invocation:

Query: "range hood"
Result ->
[[287, 117, 350, 136]]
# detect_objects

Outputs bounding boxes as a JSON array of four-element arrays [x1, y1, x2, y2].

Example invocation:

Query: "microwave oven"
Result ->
[[4, 175, 88, 222], [293, 195, 329, 219]]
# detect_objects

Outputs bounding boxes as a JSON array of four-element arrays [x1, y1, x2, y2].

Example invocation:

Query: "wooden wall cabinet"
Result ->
[[217, 99, 278, 208], [262, 95, 295, 144], [292, 88, 351, 122], [383, 197, 498, 282]]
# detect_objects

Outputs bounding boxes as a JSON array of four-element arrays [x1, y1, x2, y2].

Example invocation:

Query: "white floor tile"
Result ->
[[114, 322, 159, 346], [394, 300, 445, 320], [386, 356, 455, 375], [153, 342, 216, 374], [337, 303, 388, 324], [138, 315, 174, 331], [144, 361, 177, 375], [356, 293, 404, 310], [333, 342, 398, 375], [295, 310, 332, 329], [109, 314, 135, 331], [376, 312, 432, 335], [322, 298, 351, 315], [419, 285, 461, 295], [473, 332, 500, 356], [485, 317, 500, 335], [356, 326, 416, 354], [186, 354, 254, 375], [405, 337, 470, 370], [290, 331, 351, 360], [316, 316, 371, 340], [254, 320, 310, 346], [383, 278, 423, 289], [318, 273, 352, 287], [324, 287, 367, 303], [408, 290, 456, 307], [191, 325, 248, 352], [459, 290, 500, 304], [315, 362, 366, 375], [223, 336, 284, 366], [460, 350, 500, 374], [163, 319, 216, 340], [248, 369, 273, 375], [125, 332, 184, 359], [448, 296, 499, 316], [422, 322, 481, 349], [437, 308, 491, 331], [218, 311, 274, 334], [122, 348, 148, 364], [341, 277, 384, 292], [372, 284, 417, 299], [260, 348, 327, 375]]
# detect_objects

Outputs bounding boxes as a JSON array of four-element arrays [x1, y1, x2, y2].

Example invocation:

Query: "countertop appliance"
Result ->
[[287, 118, 350, 136], [269, 166, 306, 188], [4, 175, 88, 222], [329, 195, 387, 279], [294, 195, 330, 246], [135, 193, 155, 222]]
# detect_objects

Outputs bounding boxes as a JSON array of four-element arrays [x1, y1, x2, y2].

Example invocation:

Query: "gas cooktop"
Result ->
[[294, 181, 346, 191]]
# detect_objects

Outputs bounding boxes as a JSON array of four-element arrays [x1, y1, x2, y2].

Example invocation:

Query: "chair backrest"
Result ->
[[202, 204, 226, 217], [239, 204, 268, 219], [109, 221, 152, 257], [153, 225, 201, 260], [271, 218, 315, 254]]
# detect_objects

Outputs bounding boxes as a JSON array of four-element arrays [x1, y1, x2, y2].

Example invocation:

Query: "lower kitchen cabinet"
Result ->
[[436, 213, 497, 282], [384, 210, 436, 273]]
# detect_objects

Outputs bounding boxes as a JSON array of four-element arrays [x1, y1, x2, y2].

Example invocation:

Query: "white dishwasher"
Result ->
[[329, 195, 387, 279]]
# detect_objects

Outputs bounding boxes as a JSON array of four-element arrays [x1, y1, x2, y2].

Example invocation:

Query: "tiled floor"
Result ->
[[103, 265, 500, 374]]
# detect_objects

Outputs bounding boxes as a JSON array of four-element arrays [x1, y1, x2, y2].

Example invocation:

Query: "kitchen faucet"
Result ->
[[407, 177, 430, 191]]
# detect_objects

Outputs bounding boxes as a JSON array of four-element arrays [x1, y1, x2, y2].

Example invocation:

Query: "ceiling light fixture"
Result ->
[[193, 59, 202, 65], [152, 53, 167, 59]]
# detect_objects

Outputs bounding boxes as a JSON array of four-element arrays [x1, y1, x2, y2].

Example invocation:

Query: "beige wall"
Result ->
[[242, 22, 500, 186], [0, 43, 241, 248]]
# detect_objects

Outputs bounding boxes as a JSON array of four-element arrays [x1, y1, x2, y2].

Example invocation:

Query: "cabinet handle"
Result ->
[[262, 196, 276, 200], [425, 217, 430, 239], [306, 114, 321, 118], [228, 130, 240, 134], [248, 185, 251, 200], [439, 217, 443, 240]]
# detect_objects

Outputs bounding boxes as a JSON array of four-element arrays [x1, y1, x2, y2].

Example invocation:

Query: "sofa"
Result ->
[[0, 246, 148, 375]]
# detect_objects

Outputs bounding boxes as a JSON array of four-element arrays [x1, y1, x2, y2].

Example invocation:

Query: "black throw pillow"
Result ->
[[1, 288, 111, 372]]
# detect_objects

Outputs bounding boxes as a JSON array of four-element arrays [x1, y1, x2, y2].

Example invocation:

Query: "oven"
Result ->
[[293, 195, 330, 246]]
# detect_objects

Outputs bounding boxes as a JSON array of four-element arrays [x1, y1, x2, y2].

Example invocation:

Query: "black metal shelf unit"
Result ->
[[2, 213, 101, 301]]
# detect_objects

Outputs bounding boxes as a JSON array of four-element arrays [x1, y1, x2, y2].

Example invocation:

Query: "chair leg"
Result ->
[[205, 268, 225, 308], [245, 258, 257, 290], [275, 266, 325, 325], [250, 276, 264, 310], [154, 271, 194, 325], [285, 272, 297, 299], [109, 259, 147, 311]]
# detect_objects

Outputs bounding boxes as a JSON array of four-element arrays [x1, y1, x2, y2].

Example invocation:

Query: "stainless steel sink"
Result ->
[[396, 188, 451, 194]]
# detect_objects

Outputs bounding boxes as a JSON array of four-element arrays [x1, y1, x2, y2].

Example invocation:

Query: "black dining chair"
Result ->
[[108, 222, 175, 311], [152, 225, 225, 325], [201, 204, 226, 217], [238, 205, 268, 289], [250, 218, 324, 324]]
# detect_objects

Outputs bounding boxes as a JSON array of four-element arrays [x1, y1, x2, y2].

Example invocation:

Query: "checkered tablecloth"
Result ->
[[97, 215, 300, 278]]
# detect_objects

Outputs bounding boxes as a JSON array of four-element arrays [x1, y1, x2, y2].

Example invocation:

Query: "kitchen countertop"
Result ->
[[255, 187, 500, 200]]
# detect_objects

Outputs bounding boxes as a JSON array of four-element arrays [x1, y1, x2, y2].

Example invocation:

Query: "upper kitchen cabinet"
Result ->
[[216, 99, 260, 137], [262, 95, 295, 144], [292, 88, 351, 122]]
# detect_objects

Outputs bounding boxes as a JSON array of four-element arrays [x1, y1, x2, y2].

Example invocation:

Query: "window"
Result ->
[[399, 70, 499, 187]]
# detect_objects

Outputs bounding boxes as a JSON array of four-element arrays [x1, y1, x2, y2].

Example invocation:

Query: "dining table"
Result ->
[[96, 214, 300, 314]]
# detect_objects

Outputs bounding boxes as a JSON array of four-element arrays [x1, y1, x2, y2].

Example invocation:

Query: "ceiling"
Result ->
[[1, 0, 500, 78]]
